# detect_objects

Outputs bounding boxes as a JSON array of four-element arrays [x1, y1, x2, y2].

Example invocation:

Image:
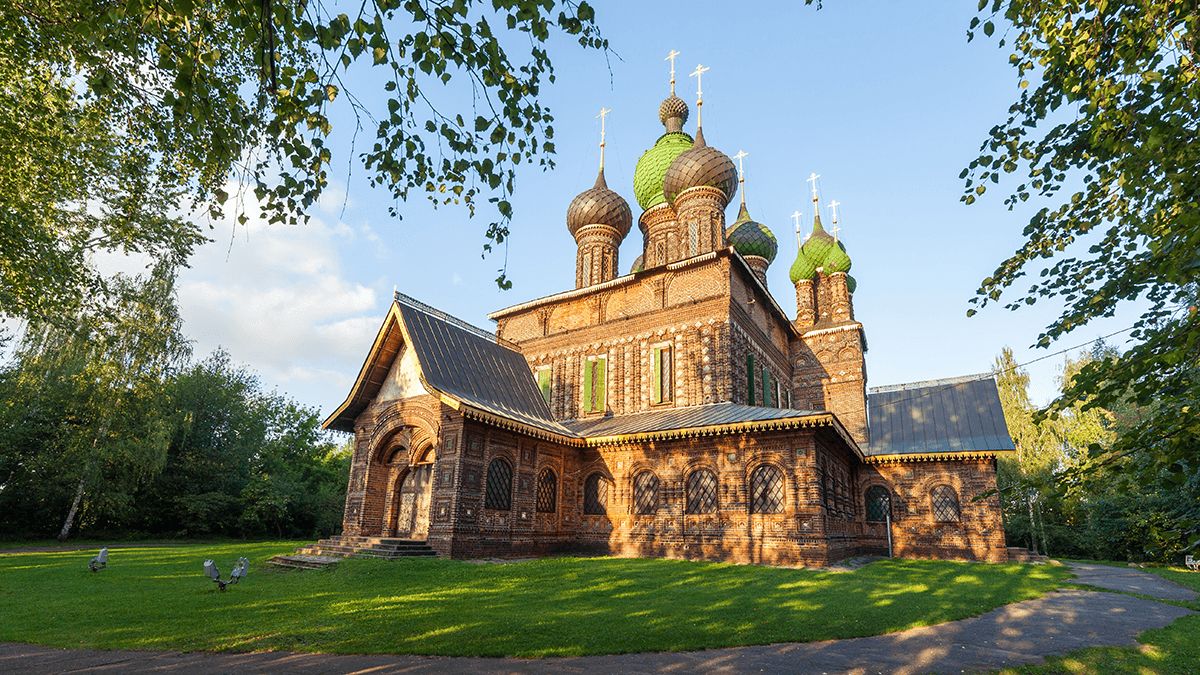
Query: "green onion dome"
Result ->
[[567, 168, 633, 239], [847, 275, 857, 294], [797, 214, 852, 275], [662, 127, 738, 207], [633, 96, 694, 211], [726, 203, 778, 263], [630, 254, 644, 274], [789, 246, 817, 283], [633, 132, 693, 210]]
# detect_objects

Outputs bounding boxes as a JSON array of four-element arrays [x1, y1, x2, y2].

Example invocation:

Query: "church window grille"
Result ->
[[653, 346, 672, 404], [582, 251, 593, 287], [484, 458, 513, 511], [537, 368, 551, 405], [601, 251, 612, 281], [536, 468, 557, 513], [689, 219, 699, 257], [866, 486, 891, 522], [582, 357, 607, 413], [633, 471, 659, 515], [584, 472, 609, 515], [931, 485, 960, 522], [686, 469, 718, 514], [750, 465, 785, 514], [746, 354, 756, 405]]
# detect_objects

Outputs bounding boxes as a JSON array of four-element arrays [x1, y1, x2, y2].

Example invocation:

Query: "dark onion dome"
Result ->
[[661, 127, 738, 206], [630, 254, 644, 274], [659, 95, 689, 128], [633, 96, 694, 211], [790, 213, 852, 282], [726, 202, 778, 263], [566, 168, 633, 239], [847, 275, 858, 294]]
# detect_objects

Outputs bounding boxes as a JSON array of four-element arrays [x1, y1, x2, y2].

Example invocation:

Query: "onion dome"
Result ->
[[633, 105, 695, 213], [662, 127, 738, 206], [791, 213, 852, 280], [567, 168, 632, 239], [847, 275, 857, 294], [789, 246, 817, 283], [659, 96, 689, 130], [630, 254, 644, 274], [726, 203, 778, 263]]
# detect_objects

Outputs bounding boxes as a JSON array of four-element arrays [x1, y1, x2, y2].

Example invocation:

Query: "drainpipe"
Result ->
[[886, 511, 893, 558]]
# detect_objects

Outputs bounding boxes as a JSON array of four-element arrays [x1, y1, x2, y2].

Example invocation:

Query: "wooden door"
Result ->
[[395, 465, 433, 539]]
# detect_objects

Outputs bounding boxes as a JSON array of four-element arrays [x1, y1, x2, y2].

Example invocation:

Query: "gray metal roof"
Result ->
[[562, 402, 828, 438], [395, 298, 575, 438], [866, 375, 1015, 456]]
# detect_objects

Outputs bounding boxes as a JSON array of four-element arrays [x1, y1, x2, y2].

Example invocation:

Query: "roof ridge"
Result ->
[[394, 292, 519, 351]]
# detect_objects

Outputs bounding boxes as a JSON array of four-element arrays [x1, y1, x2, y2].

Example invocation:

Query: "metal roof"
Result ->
[[563, 403, 837, 439], [866, 375, 1015, 457], [394, 299, 574, 438]]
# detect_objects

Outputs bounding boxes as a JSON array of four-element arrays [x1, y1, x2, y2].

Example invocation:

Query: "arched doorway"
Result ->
[[394, 445, 435, 539]]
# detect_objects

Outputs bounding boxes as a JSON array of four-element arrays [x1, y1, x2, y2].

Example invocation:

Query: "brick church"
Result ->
[[319, 79, 1016, 566]]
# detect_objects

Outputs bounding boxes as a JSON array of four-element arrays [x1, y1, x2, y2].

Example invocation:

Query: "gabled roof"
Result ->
[[866, 374, 1015, 460], [322, 294, 572, 439]]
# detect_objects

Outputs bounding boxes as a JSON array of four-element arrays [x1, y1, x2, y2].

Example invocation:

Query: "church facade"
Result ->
[[319, 87, 1015, 566]]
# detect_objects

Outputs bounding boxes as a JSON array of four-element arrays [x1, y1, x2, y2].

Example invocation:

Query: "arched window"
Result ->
[[686, 469, 718, 514], [484, 458, 513, 511], [930, 485, 960, 522], [633, 471, 659, 515], [750, 465, 785, 514], [865, 485, 891, 522], [536, 468, 557, 513], [584, 472, 609, 515]]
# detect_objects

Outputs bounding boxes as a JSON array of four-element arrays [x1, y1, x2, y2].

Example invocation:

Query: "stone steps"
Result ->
[[1007, 547, 1050, 564], [285, 535, 439, 564]]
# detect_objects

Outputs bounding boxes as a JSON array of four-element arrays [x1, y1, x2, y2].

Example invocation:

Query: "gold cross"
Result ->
[[733, 151, 748, 203], [690, 64, 710, 102], [665, 50, 680, 95], [596, 108, 610, 168], [807, 173, 820, 202]]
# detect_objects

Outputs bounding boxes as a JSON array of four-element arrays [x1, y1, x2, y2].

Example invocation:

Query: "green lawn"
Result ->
[[985, 564, 1200, 675], [0, 542, 1071, 657]]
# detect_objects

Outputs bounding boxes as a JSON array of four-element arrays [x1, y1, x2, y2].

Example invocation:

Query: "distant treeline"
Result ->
[[0, 265, 349, 541]]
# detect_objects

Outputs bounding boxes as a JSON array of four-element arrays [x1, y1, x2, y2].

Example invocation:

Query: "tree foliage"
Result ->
[[966, 0, 1200, 551], [2, 0, 606, 316]]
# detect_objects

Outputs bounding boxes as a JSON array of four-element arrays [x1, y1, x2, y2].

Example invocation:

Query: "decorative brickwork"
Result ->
[[324, 92, 1013, 568]]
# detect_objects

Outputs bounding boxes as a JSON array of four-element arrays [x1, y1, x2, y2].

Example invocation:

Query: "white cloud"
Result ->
[[175, 195, 387, 415]]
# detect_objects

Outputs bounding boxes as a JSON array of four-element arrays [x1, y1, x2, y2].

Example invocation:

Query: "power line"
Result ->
[[870, 324, 1137, 410]]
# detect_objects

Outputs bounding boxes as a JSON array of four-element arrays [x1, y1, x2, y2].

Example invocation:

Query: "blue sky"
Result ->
[[168, 1, 1143, 420]]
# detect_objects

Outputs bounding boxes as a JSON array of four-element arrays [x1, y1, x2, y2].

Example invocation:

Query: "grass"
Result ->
[[985, 564, 1200, 675], [0, 542, 1072, 657]]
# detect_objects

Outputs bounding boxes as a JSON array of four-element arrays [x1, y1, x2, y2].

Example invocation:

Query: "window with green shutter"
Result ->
[[747, 354, 756, 406], [583, 358, 606, 413], [653, 346, 671, 404], [538, 368, 551, 405]]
